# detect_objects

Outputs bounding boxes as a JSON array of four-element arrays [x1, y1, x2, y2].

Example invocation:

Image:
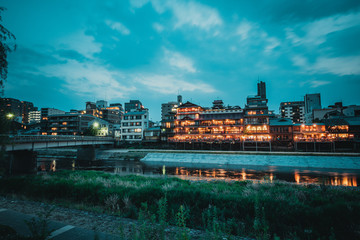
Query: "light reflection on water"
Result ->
[[37, 158, 359, 187]]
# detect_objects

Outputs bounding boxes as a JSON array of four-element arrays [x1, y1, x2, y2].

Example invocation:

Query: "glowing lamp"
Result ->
[[93, 122, 99, 128]]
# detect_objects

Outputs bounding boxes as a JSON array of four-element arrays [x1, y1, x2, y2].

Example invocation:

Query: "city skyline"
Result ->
[[1, 0, 360, 121]]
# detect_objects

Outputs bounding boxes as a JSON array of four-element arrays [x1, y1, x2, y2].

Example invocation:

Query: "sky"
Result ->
[[1, 0, 360, 122]]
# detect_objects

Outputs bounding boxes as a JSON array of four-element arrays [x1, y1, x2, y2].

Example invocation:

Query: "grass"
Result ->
[[1, 170, 360, 239]]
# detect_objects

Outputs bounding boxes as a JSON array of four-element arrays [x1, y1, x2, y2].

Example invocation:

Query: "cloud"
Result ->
[[105, 20, 130, 35], [170, 1, 223, 30], [287, 11, 360, 46], [312, 56, 360, 76], [135, 74, 215, 94], [130, 0, 149, 8], [309, 80, 331, 88], [56, 30, 102, 59], [236, 21, 252, 40], [264, 37, 280, 53], [131, 0, 222, 31], [293, 55, 360, 76], [164, 49, 196, 73], [153, 22, 164, 32], [38, 60, 136, 99]]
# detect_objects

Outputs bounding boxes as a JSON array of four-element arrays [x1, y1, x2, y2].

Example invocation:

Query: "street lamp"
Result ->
[[93, 122, 99, 128], [6, 113, 14, 119]]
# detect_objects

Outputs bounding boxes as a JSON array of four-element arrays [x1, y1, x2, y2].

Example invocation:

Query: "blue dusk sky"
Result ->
[[1, 0, 360, 121]]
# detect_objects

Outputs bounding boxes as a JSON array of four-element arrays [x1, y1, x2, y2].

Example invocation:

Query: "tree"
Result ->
[[0, 7, 16, 94]]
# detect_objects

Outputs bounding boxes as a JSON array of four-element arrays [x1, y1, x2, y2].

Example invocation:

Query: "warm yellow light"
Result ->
[[6, 113, 14, 119], [93, 122, 99, 128]]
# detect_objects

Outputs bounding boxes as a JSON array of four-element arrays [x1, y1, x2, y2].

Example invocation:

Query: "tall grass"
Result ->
[[1, 170, 360, 239]]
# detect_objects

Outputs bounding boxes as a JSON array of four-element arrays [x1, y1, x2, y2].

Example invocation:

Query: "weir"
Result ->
[[141, 152, 360, 170]]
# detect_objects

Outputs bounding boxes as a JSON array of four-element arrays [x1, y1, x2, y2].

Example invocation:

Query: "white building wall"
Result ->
[[121, 111, 149, 141]]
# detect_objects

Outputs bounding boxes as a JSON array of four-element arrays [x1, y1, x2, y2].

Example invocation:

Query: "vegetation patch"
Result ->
[[1, 170, 360, 239]]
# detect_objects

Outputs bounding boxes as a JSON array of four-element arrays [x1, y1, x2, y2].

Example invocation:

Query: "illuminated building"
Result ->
[[279, 101, 305, 124], [269, 118, 293, 141], [170, 101, 246, 142], [0, 97, 22, 117], [144, 126, 161, 142], [21, 101, 36, 124], [161, 101, 179, 120], [0, 98, 37, 123], [96, 100, 108, 109], [161, 111, 176, 142], [161, 95, 182, 141], [293, 123, 327, 142], [121, 110, 149, 142], [85, 101, 122, 124], [304, 93, 322, 124], [125, 100, 143, 113], [45, 113, 96, 135], [88, 118, 113, 136], [29, 110, 41, 124]]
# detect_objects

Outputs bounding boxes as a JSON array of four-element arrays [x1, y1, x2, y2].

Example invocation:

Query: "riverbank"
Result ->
[[1, 170, 360, 239]]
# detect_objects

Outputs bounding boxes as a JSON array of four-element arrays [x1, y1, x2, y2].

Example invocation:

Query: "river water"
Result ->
[[37, 154, 360, 187]]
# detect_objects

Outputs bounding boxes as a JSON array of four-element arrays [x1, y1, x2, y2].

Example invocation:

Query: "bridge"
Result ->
[[4, 135, 114, 151]]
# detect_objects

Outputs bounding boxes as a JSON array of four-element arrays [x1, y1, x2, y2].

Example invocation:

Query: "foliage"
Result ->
[[83, 126, 99, 136], [0, 7, 16, 91], [1, 170, 360, 239]]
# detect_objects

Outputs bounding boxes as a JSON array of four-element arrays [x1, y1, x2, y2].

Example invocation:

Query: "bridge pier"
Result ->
[[77, 146, 97, 168], [7, 150, 37, 175]]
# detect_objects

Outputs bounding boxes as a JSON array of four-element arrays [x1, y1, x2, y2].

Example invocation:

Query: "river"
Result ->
[[36, 151, 360, 187]]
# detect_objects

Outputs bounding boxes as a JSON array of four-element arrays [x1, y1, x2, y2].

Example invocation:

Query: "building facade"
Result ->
[[29, 110, 41, 124], [125, 100, 143, 113], [304, 93, 321, 124], [121, 110, 149, 141], [44, 113, 96, 135], [280, 101, 305, 124]]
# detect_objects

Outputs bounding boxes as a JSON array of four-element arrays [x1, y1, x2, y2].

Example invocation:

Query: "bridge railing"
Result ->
[[9, 135, 114, 143]]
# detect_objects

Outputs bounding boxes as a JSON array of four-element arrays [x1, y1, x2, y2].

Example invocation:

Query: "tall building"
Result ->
[[177, 95, 183, 105], [121, 110, 149, 141], [161, 102, 178, 120], [125, 100, 143, 112], [0, 97, 22, 117], [161, 95, 182, 121], [257, 81, 266, 99], [45, 113, 96, 135], [21, 101, 36, 123], [29, 110, 41, 124], [0, 98, 37, 123], [96, 100, 108, 109], [279, 101, 305, 124], [41, 108, 66, 120], [85, 101, 122, 124], [244, 81, 271, 125], [304, 93, 321, 113], [40, 108, 66, 133], [304, 93, 321, 124]]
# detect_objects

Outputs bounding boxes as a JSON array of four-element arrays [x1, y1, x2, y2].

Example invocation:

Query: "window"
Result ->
[[136, 115, 141, 119], [122, 122, 128, 126], [124, 116, 128, 120]]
